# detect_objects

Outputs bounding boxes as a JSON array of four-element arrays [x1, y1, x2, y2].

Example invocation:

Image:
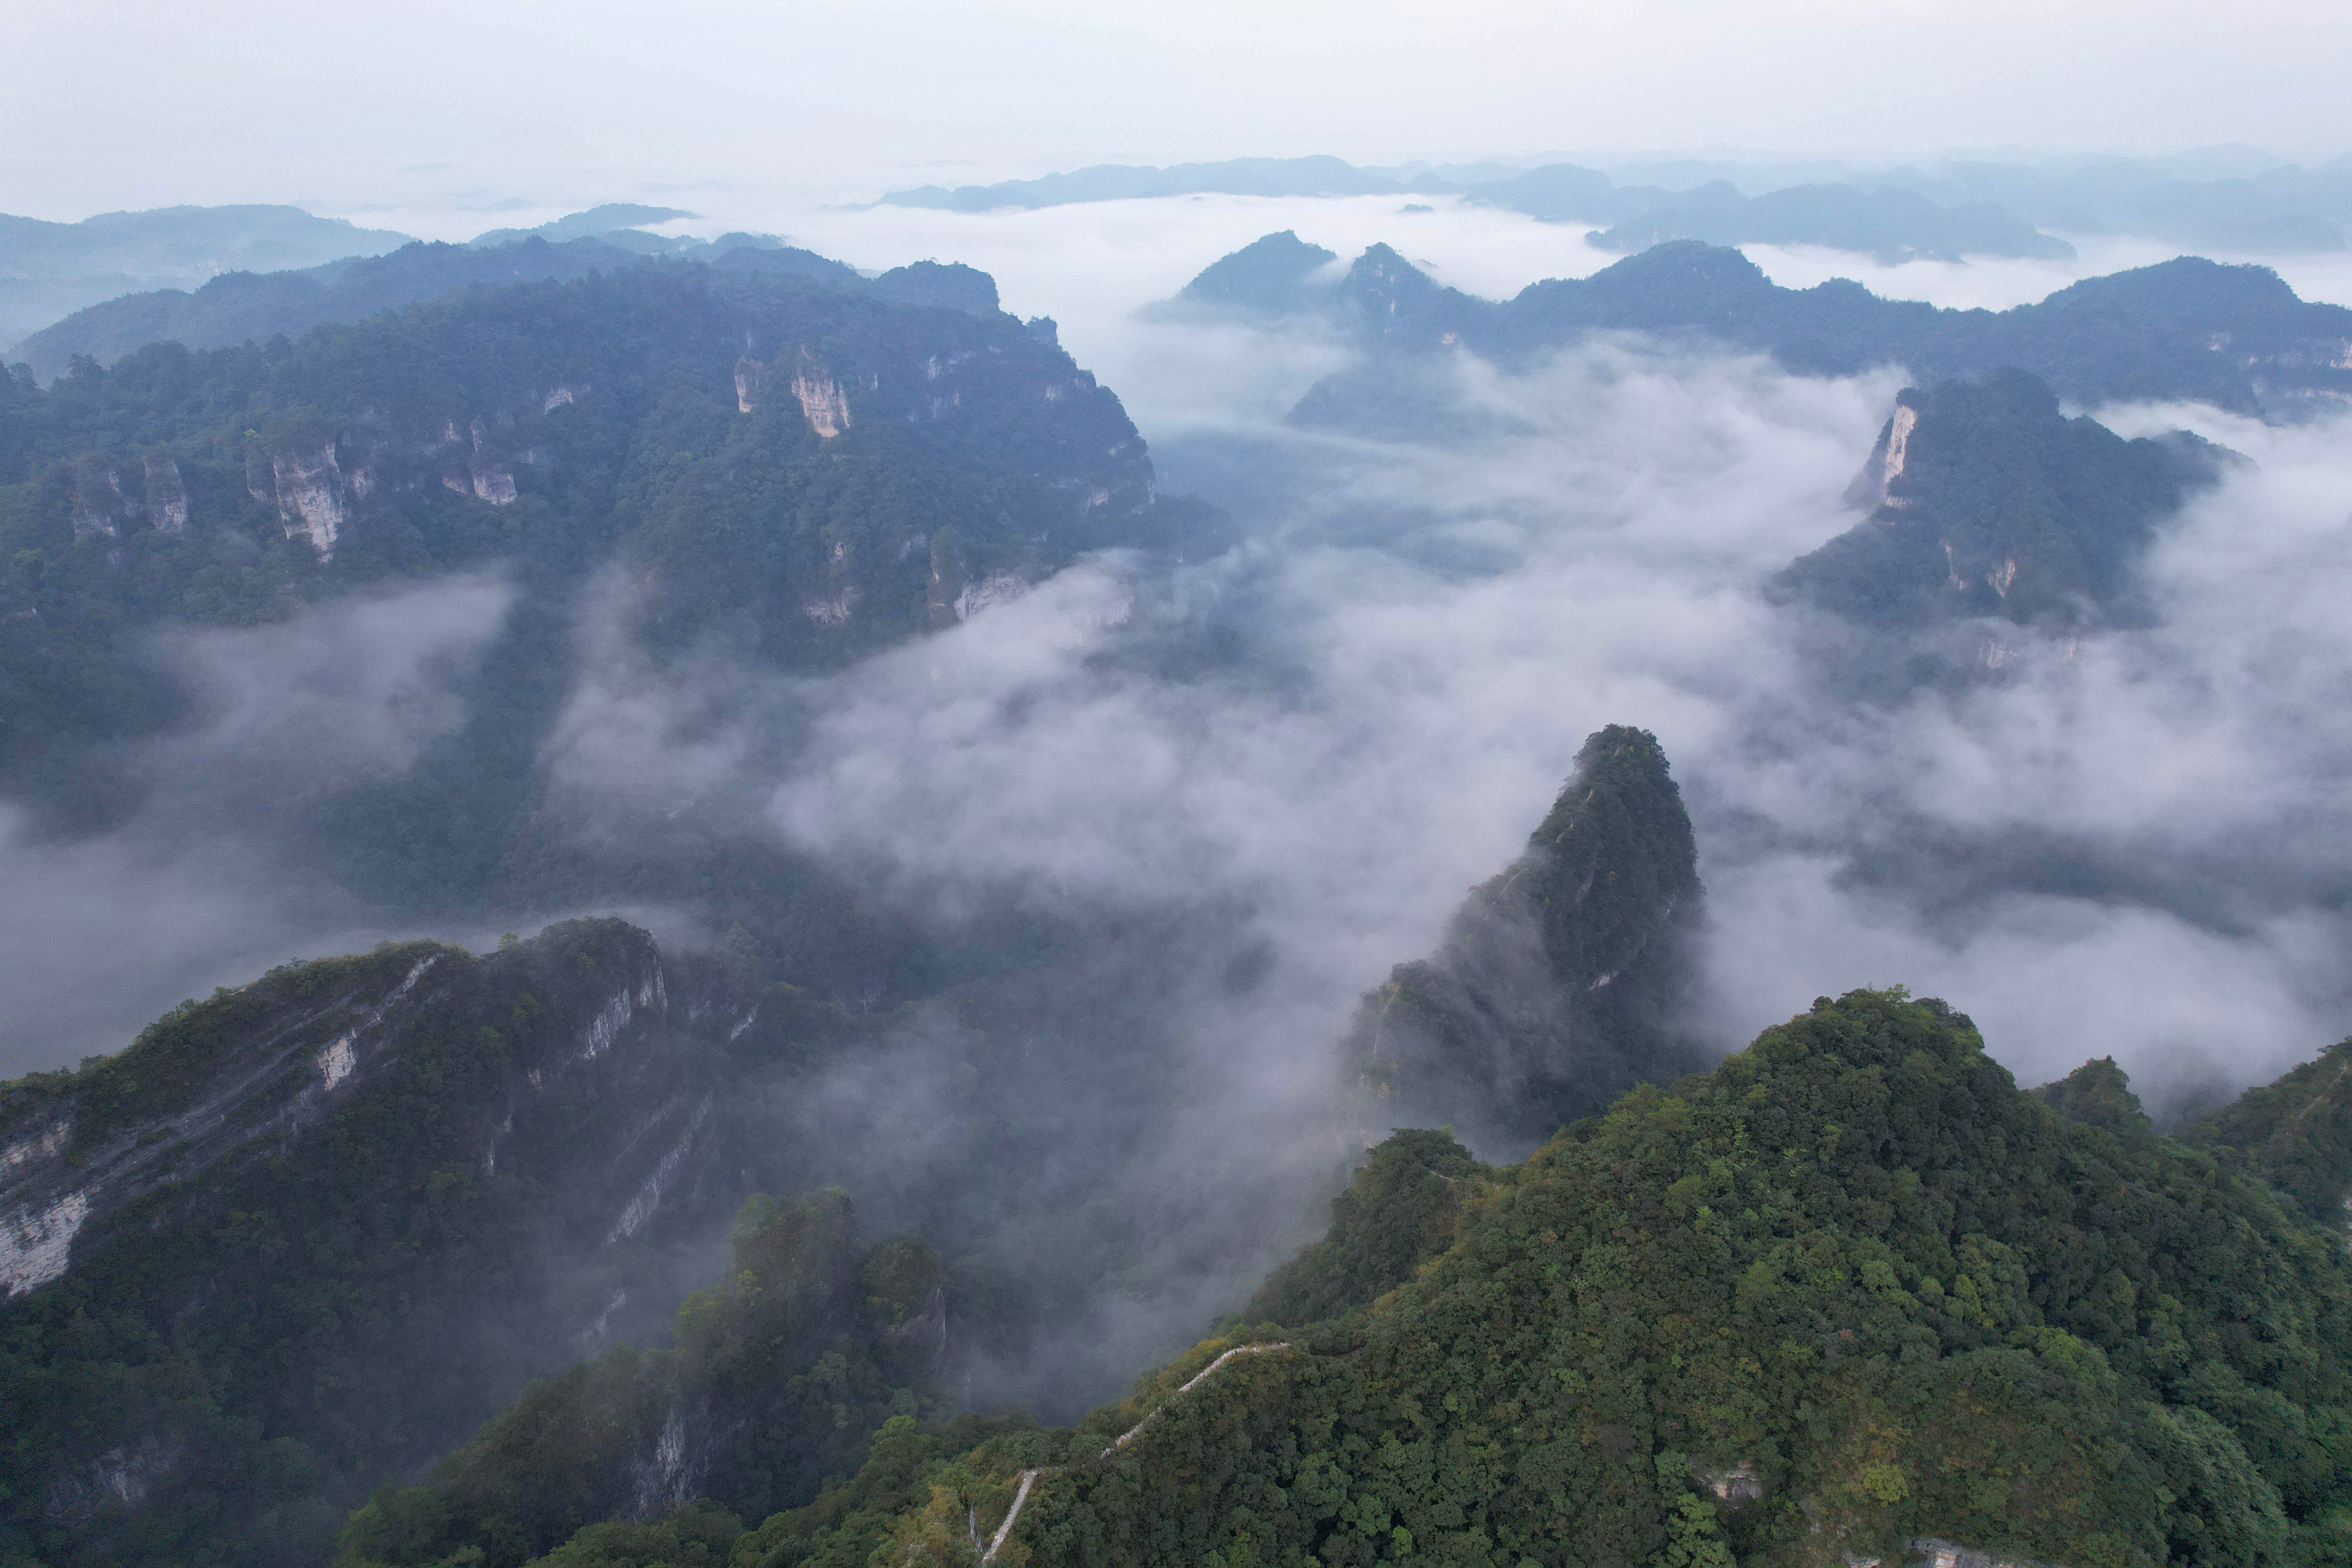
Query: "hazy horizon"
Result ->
[[7, 0, 2352, 228]]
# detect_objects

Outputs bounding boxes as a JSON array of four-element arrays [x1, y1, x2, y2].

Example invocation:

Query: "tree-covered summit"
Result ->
[[851, 989, 2352, 1568], [1773, 370, 2226, 628]]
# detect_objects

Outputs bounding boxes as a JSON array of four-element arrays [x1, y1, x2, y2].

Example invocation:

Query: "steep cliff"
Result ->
[[334, 1191, 951, 1568], [1342, 725, 1707, 1157], [1774, 370, 2226, 629], [0, 258, 1207, 904], [0, 920, 866, 1567]]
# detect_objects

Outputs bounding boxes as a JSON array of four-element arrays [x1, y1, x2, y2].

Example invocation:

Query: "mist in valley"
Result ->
[[10, 201, 2352, 1427]]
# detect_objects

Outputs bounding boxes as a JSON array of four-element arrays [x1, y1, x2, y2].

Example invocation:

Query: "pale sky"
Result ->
[[3, 0, 2348, 225]]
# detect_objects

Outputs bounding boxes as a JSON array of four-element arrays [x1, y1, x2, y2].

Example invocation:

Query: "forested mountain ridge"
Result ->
[[830, 990, 2352, 1568], [335, 1188, 955, 1568], [1343, 724, 1707, 1158], [1167, 233, 2352, 421], [0, 919, 866, 1565], [0, 259, 1202, 921], [9, 234, 1009, 383], [1775, 370, 2228, 628], [0, 205, 414, 350], [2179, 1037, 2352, 1237]]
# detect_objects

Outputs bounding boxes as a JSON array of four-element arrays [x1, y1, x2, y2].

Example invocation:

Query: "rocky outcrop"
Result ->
[[0, 946, 451, 1297], [69, 458, 129, 540], [0, 922, 787, 1562], [789, 348, 852, 438], [1777, 371, 2227, 630], [1840, 399, 1919, 510], [142, 453, 188, 533], [254, 437, 348, 557], [734, 356, 765, 414], [1343, 724, 1706, 1157]]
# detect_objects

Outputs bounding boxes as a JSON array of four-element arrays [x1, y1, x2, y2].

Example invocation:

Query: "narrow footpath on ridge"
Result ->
[[978, 1343, 1291, 1564]]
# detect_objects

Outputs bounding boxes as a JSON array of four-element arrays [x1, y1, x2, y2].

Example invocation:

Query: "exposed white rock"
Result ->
[[469, 456, 518, 505], [577, 1286, 627, 1348], [543, 385, 578, 411], [143, 454, 189, 533], [3, 1120, 69, 1171], [605, 1097, 711, 1244], [49, 1435, 182, 1519], [1845, 403, 1920, 511], [1911, 1538, 2063, 1568], [270, 443, 346, 558], [804, 588, 856, 625], [631, 1409, 693, 1517], [954, 573, 1029, 621], [1883, 403, 1917, 481], [581, 987, 635, 1061], [1988, 557, 2018, 597], [317, 1032, 358, 1091], [792, 363, 852, 438], [71, 464, 124, 539], [2, 1188, 90, 1297], [735, 359, 764, 414]]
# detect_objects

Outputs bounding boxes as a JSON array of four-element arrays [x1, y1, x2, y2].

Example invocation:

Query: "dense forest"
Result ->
[[1775, 370, 2226, 628], [769, 991, 2352, 1568], [0, 726, 1715, 1567], [279, 989, 2352, 1568], [0, 257, 1199, 941], [9, 214, 2352, 1568]]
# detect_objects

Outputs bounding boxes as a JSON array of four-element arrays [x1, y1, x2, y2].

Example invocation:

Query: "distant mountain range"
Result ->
[[12, 204, 2352, 1568], [879, 150, 2352, 259], [0, 205, 414, 349], [1163, 231, 2352, 420], [0, 203, 783, 367]]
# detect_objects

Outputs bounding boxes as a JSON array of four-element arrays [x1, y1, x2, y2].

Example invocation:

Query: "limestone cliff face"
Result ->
[[1776, 371, 2226, 630], [0, 921, 794, 1559], [141, 453, 188, 533], [1343, 724, 1706, 1157], [69, 458, 129, 540], [268, 439, 348, 555], [788, 349, 852, 438]]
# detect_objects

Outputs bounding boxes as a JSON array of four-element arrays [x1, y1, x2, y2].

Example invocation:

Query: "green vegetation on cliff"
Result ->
[[0, 920, 857, 1568], [851, 989, 2352, 1568], [1344, 725, 1706, 1156], [336, 1191, 949, 1568], [1774, 371, 2225, 629], [2180, 1038, 2352, 1234]]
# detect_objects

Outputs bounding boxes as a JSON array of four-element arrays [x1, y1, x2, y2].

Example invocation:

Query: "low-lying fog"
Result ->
[[8, 196, 2352, 1142]]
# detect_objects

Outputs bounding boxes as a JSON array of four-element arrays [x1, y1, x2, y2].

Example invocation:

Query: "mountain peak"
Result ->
[[1344, 723, 1705, 1157], [1777, 370, 2224, 629]]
